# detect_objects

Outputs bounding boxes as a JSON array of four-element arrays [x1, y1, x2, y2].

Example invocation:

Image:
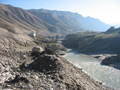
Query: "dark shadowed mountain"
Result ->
[[63, 27, 120, 54]]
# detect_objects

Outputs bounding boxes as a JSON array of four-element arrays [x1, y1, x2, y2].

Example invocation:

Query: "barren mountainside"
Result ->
[[0, 4, 110, 36], [29, 9, 110, 33]]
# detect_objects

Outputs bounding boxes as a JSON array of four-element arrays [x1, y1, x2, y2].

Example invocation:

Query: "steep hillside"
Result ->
[[63, 28, 120, 54], [0, 4, 110, 38], [0, 46, 111, 90], [0, 4, 54, 51], [0, 4, 51, 35]]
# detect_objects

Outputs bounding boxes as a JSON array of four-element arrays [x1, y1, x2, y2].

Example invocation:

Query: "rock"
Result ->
[[44, 47, 55, 55], [0, 63, 13, 84], [56, 51, 66, 55], [101, 54, 120, 70], [28, 54, 63, 73], [31, 46, 44, 57], [5, 75, 29, 84], [22, 54, 27, 59], [32, 46, 44, 53], [19, 62, 27, 70], [2, 89, 13, 90]]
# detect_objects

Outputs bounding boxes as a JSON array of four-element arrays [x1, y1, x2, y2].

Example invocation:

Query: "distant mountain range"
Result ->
[[0, 4, 110, 36], [29, 9, 110, 33]]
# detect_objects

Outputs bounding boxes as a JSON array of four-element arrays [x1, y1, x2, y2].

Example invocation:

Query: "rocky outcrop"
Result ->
[[101, 54, 120, 70]]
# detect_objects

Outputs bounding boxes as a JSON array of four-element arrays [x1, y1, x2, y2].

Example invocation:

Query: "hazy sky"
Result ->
[[0, 0, 120, 25]]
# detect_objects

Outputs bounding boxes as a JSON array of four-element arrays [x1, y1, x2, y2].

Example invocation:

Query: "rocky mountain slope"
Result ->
[[0, 4, 110, 37], [0, 4, 51, 36], [0, 46, 112, 90]]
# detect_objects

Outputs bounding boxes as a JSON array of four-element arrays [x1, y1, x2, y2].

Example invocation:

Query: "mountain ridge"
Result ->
[[0, 3, 110, 36], [29, 8, 110, 32]]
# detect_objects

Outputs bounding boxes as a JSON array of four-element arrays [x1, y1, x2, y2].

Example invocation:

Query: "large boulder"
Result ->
[[32, 46, 44, 53], [28, 54, 63, 73], [31, 46, 44, 57]]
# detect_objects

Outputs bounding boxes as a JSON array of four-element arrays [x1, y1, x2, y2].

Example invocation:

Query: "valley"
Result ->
[[0, 3, 119, 90]]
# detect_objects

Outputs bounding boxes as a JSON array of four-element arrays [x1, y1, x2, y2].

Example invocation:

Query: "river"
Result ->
[[64, 51, 120, 90]]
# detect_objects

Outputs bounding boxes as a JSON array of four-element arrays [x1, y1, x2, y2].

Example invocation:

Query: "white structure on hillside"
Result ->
[[29, 31, 36, 39], [33, 31, 36, 38]]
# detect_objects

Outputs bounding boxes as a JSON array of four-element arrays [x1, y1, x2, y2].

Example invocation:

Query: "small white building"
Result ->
[[33, 32, 36, 38], [29, 31, 36, 38]]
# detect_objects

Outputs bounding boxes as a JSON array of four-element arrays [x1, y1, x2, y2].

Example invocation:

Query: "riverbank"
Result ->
[[64, 51, 120, 90], [91, 54, 116, 60]]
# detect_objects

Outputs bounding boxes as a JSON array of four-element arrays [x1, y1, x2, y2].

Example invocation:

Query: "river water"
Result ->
[[64, 52, 120, 90]]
